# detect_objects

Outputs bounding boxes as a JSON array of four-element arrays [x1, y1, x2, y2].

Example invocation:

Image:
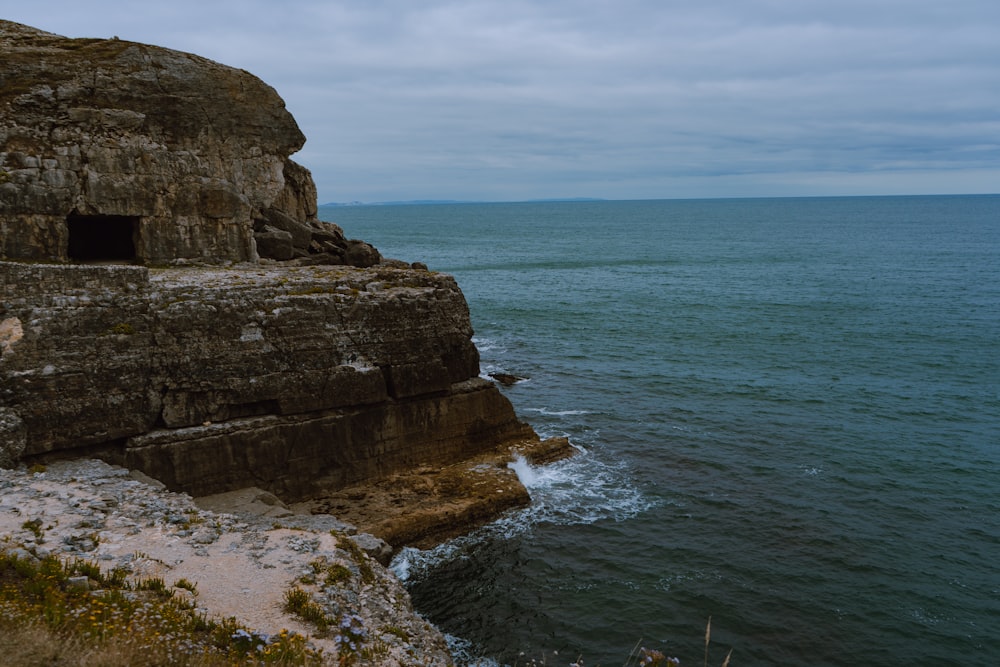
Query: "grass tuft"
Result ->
[[282, 586, 330, 633], [334, 534, 375, 585], [0, 547, 324, 665]]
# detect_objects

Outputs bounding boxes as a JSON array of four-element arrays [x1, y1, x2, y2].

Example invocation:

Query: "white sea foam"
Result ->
[[391, 446, 653, 584], [443, 634, 503, 667], [507, 455, 538, 487], [471, 336, 504, 354], [524, 407, 592, 416]]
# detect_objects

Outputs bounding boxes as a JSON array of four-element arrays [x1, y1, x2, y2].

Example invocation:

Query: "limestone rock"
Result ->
[[253, 225, 294, 261], [303, 435, 576, 550], [345, 239, 382, 268], [0, 459, 455, 665], [0, 407, 26, 468], [262, 208, 313, 251], [490, 372, 527, 386], [348, 532, 394, 566], [0, 20, 304, 264], [0, 261, 542, 511], [268, 160, 319, 228], [0, 21, 377, 269], [0, 22, 572, 553]]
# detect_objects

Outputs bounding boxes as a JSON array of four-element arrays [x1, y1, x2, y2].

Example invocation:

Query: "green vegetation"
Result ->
[[0, 548, 324, 665], [0, 532, 729, 666], [284, 556, 373, 664], [323, 564, 353, 586], [174, 578, 198, 595], [20, 519, 45, 542], [303, 557, 354, 587], [334, 535, 375, 586], [104, 322, 136, 336], [281, 586, 329, 633]]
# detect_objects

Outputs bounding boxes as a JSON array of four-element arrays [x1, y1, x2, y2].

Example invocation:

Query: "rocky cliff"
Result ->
[[0, 259, 567, 546], [0, 20, 377, 266], [0, 21, 572, 550]]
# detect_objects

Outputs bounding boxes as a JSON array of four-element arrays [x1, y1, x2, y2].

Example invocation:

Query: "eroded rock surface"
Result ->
[[0, 261, 541, 500], [0, 459, 453, 666], [300, 436, 576, 549], [0, 20, 378, 267]]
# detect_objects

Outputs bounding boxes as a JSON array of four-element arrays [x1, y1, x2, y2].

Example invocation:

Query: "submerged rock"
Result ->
[[490, 372, 528, 386]]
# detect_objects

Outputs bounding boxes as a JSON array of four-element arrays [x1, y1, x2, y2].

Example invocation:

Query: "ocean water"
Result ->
[[319, 196, 1000, 666]]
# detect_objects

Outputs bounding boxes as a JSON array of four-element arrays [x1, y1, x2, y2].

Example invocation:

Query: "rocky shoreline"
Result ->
[[0, 458, 454, 665]]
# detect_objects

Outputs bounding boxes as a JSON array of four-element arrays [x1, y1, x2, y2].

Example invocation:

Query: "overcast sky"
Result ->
[[5, 1, 1000, 202]]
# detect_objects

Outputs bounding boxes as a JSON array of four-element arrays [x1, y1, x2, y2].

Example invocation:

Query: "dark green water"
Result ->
[[322, 196, 1000, 666]]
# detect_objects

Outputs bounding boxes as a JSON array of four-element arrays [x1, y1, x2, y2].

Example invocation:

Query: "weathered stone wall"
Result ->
[[0, 261, 535, 499], [0, 20, 305, 263]]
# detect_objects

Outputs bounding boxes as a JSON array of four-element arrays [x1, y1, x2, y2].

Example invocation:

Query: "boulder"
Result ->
[[345, 240, 382, 268], [262, 207, 313, 251], [254, 225, 294, 261]]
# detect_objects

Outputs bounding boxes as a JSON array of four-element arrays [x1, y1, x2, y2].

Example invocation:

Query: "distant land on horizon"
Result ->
[[320, 193, 999, 207], [320, 197, 607, 207]]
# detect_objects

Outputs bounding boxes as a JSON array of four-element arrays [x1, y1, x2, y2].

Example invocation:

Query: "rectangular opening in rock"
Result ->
[[66, 213, 139, 262]]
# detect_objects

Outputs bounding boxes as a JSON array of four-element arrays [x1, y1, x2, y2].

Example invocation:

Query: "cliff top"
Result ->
[[0, 20, 304, 152], [0, 458, 453, 665]]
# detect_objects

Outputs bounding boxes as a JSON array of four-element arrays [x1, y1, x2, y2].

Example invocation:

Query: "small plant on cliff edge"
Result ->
[[283, 586, 330, 632], [21, 519, 45, 541], [334, 534, 375, 585], [614, 618, 731, 667], [333, 613, 368, 666], [174, 578, 198, 595]]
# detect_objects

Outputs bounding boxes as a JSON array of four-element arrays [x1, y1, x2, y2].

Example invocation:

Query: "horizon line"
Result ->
[[320, 192, 1000, 207]]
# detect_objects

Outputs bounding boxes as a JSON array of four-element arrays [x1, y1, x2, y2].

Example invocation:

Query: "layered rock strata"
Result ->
[[0, 260, 538, 494]]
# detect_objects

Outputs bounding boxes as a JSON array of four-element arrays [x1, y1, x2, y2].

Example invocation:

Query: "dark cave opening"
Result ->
[[66, 213, 139, 262]]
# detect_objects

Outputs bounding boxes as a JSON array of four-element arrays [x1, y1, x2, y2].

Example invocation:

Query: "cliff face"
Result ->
[[0, 261, 538, 503], [0, 21, 572, 550], [0, 20, 303, 263], [0, 20, 378, 267]]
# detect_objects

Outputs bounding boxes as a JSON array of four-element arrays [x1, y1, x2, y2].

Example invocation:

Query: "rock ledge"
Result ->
[[0, 458, 453, 666]]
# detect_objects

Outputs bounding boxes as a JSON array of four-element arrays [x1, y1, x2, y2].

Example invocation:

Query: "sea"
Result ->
[[319, 196, 1000, 666]]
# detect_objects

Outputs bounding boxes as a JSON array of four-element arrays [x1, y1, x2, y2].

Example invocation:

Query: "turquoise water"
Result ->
[[320, 197, 1000, 666]]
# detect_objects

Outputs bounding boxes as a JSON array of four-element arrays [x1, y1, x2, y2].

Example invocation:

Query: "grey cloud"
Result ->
[[5, 0, 1000, 200]]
